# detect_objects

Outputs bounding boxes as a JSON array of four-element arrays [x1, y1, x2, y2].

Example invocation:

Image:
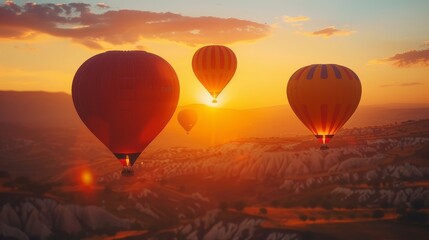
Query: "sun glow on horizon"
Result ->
[[197, 91, 226, 108]]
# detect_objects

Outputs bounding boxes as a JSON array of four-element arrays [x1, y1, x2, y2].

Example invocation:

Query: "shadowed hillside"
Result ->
[[1, 111, 428, 239]]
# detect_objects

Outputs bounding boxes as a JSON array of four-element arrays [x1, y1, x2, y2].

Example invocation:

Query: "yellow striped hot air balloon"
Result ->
[[192, 45, 237, 103], [287, 64, 362, 150]]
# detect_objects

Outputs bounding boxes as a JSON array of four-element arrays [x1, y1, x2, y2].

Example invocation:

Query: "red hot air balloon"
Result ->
[[72, 51, 179, 176], [287, 64, 361, 150], [177, 109, 198, 134], [192, 45, 237, 103]]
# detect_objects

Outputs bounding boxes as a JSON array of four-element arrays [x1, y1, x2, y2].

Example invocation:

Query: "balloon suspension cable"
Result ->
[[211, 93, 218, 103], [121, 155, 134, 177], [320, 135, 329, 150], [315, 134, 332, 151], [320, 144, 329, 150]]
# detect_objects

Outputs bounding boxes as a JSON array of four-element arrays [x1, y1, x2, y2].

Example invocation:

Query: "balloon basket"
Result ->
[[212, 99, 218, 103], [320, 144, 329, 150], [121, 167, 134, 177]]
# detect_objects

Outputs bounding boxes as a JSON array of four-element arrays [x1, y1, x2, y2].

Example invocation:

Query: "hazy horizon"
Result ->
[[1, 89, 429, 110]]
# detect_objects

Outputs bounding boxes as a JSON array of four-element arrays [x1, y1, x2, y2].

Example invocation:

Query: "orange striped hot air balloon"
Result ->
[[287, 64, 362, 150], [177, 109, 198, 134], [192, 45, 237, 103]]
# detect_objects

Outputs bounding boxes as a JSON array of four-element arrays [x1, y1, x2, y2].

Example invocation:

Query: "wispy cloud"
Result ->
[[283, 15, 310, 23], [96, 3, 109, 9], [308, 26, 355, 38], [380, 49, 429, 67], [0, 2, 270, 49], [13, 43, 37, 51], [283, 15, 310, 28], [380, 82, 422, 88]]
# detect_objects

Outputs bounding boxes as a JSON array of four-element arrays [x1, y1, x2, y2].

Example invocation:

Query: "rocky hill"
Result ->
[[130, 119, 429, 209], [0, 196, 131, 240], [1, 91, 429, 239]]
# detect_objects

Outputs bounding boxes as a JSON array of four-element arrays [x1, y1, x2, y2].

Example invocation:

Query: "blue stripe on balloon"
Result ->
[[306, 65, 317, 80], [321, 65, 328, 79], [351, 70, 359, 80], [331, 64, 342, 79]]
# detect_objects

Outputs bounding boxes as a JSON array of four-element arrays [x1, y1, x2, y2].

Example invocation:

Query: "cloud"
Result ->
[[380, 82, 422, 88], [283, 15, 310, 23], [0, 2, 270, 49], [4, 0, 14, 6], [96, 3, 109, 9], [381, 49, 429, 67], [135, 45, 146, 50], [400, 82, 422, 86], [309, 26, 355, 37]]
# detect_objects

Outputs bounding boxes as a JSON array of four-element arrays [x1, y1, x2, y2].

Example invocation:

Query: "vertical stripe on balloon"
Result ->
[[306, 65, 317, 80], [293, 66, 307, 81], [301, 104, 318, 134], [219, 46, 225, 69], [320, 104, 328, 132], [321, 65, 328, 79], [199, 47, 206, 71], [328, 104, 342, 134], [333, 103, 352, 134], [343, 67, 353, 80], [350, 68, 360, 81], [331, 64, 342, 79], [210, 46, 216, 70]]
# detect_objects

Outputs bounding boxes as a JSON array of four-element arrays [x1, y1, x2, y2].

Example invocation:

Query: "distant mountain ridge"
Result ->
[[0, 91, 79, 128], [1, 91, 429, 147]]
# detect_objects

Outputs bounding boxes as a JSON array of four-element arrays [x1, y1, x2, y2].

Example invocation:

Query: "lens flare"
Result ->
[[81, 170, 93, 186]]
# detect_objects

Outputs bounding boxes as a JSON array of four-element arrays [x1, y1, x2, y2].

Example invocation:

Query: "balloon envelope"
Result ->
[[287, 64, 361, 148], [177, 109, 198, 134], [192, 45, 237, 103], [72, 51, 180, 166]]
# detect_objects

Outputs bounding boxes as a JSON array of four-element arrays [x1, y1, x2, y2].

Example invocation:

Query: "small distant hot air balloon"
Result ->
[[72, 51, 180, 176], [192, 45, 237, 103], [177, 109, 198, 134], [287, 64, 362, 150]]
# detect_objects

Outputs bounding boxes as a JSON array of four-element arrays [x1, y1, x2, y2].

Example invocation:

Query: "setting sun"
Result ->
[[197, 91, 226, 107]]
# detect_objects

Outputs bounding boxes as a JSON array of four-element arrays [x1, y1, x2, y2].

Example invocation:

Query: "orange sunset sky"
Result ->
[[0, 0, 428, 109]]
